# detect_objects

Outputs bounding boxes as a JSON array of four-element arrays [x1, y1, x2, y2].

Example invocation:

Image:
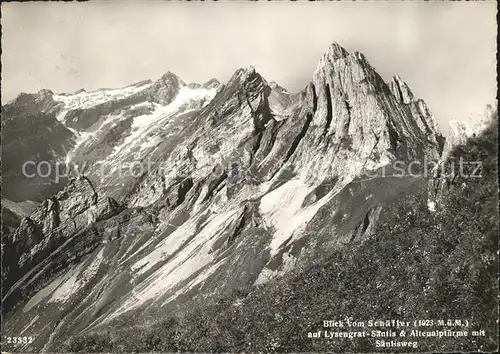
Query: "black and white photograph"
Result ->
[[1, 1, 498, 353]]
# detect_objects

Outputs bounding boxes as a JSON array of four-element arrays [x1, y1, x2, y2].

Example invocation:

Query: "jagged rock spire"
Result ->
[[322, 42, 349, 62], [389, 75, 414, 104]]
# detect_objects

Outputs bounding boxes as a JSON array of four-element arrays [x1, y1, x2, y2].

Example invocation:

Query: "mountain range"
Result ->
[[1, 42, 494, 352]]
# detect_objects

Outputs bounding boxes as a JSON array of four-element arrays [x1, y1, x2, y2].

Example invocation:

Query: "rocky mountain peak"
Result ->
[[202, 78, 222, 89], [388, 75, 415, 104], [3, 89, 60, 117], [388, 75, 440, 144], [159, 70, 185, 84], [148, 70, 186, 105], [267, 81, 293, 119], [287, 41, 444, 191], [268, 81, 289, 93], [246, 65, 256, 75], [222, 66, 268, 101], [323, 41, 350, 61], [37, 88, 54, 98], [229, 65, 259, 84]]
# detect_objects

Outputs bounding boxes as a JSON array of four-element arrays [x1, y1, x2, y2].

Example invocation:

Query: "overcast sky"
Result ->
[[1, 1, 496, 135]]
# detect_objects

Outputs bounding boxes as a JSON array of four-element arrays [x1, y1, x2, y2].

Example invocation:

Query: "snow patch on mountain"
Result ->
[[53, 82, 153, 121], [107, 86, 217, 162], [65, 129, 93, 165]]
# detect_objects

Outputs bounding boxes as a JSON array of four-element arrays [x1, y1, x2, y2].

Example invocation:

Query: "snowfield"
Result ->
[[53, 82, 153, 121]]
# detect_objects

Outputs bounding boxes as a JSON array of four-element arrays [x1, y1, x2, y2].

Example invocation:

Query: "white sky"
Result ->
[[1, 1, 496, 135]]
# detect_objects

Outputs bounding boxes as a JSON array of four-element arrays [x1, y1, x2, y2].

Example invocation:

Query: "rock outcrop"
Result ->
[[2, 176, 121, 314]]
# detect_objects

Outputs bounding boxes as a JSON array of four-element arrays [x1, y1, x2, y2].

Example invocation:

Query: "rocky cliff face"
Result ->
[[1, 177, 121, 313], [1, 92, 76, 202], [2, 42, 446, 352]]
